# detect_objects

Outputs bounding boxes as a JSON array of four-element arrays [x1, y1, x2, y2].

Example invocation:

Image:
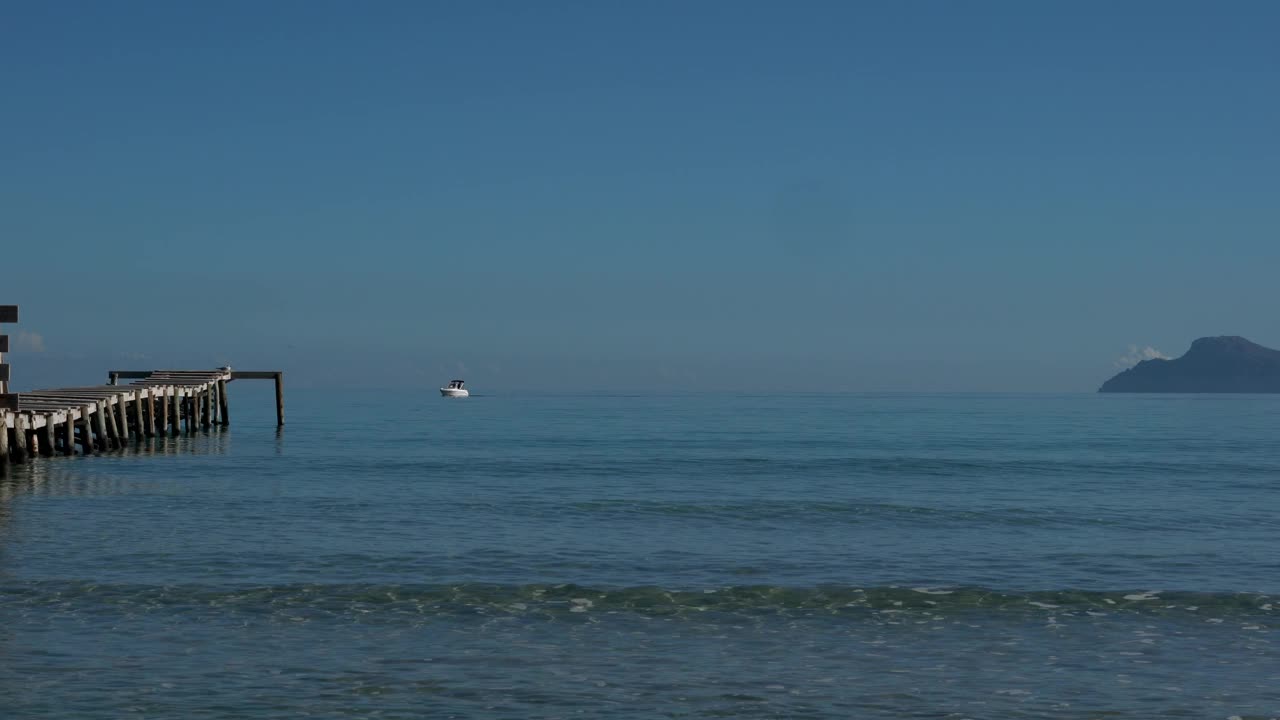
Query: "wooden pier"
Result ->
[[1, 304, 283, 474]]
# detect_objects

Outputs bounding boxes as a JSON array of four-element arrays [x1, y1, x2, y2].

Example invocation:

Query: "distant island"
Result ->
[[1099, 336, 1280, 393]]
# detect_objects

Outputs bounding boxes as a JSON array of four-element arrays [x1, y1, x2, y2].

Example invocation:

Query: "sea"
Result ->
[[1, 390, 1278, 719]]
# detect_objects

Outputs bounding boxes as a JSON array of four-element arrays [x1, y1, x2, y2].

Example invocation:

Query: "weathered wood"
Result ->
[[0, 364, 9, 382], [0, 394, 18, 410], [80, 406, 96, 454], [115, 396, 131, 444], [37, 416, 55, 457], [11, 414, 28, 463], [93, 401, 109, 451], [209, 383, 219, 426], [159, 387, 169, 435], [132, 393, 146, 443], [0, 305, 17, 323], [0, 335, 7, 352], [170, 391, 180, 436], [231, 371, 279, 380], [275, 373, 285, 426], [146, 390, 157, 436], [200, 389, 211, 429], [61, 414, 74, 455], [218, 379, 229, 426], [102, 399, 121, 449], [0, 415, 9, 471]]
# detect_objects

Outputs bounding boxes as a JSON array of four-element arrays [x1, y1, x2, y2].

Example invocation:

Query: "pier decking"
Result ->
[[1, 304, 283, 473]]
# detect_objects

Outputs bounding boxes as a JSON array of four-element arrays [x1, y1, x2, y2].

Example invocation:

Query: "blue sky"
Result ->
[[3, 1, 1277, 391]]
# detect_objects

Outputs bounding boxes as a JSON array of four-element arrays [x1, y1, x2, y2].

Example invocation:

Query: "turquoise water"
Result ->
[[2, 391, 1278, 718]]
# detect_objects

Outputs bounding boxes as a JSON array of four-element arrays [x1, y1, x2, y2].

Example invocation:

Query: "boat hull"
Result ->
[[440, 388, 470, 397]]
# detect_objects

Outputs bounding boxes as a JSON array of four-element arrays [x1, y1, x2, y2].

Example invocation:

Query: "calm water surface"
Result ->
[[2, 390, 1278, 718]]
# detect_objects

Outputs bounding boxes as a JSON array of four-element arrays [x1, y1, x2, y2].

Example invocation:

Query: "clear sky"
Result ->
[[3, 1, 1277, 391]]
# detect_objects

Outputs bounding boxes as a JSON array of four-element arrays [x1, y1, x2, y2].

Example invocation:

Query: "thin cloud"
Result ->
[[1115, 344, 1169, 368], [14, 330, 46, 353]]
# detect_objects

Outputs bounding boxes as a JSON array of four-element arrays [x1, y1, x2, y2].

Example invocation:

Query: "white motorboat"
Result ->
[[440, 379, 469, 397]]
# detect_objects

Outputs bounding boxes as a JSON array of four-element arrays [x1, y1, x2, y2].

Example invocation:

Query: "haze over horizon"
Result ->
[[4, 1, 1277, 392]]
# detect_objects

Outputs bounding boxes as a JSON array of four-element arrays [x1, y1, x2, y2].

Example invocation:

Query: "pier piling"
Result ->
[[3, 349, 283, 466]]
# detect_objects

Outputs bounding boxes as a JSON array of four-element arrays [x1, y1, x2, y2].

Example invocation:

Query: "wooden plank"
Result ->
[[0, 305, 17, 323], [0, 394, 17, 410], [231, 371, 281, 380]]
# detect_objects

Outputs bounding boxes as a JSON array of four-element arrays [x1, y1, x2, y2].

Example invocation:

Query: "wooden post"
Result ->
[[133, 393, 145, 443], [37, 416, 54, 457], [117, 396, 132, 444], [275, 373, 285, 426], [80, 406, 96, 454], [94, 402, 110, 451], [210, 383, 219, 426], [170, 390, 180, 436], [159, 388, 169, 436], [145, 390, 157, 437], [109, 372, 119, 386], [200, 387, 211, 429], [12, 414, 28, 463], [98, 397, 116, 448], [61, 413, 75, 455], [0, 414, 9, 472], [108, 398, 124, 445], [185, 394, 194, 434], [218, 379, 229, 426]]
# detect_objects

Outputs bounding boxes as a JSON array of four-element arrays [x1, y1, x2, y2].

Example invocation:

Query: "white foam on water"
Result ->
[[912, 588, 953, 595], [1123, 592, 1160, 601], [1029, 602, 1059, 609]]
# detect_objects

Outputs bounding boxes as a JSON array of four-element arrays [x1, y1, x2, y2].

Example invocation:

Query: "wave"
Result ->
[[3, 581, 1275, 621]]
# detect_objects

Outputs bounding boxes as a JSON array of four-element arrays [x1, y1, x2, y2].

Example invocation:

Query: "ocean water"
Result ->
[[1, 390, 1278, 719]]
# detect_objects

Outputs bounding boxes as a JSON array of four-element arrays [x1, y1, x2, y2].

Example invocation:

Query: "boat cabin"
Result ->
[[445, 380, 465, 390]]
